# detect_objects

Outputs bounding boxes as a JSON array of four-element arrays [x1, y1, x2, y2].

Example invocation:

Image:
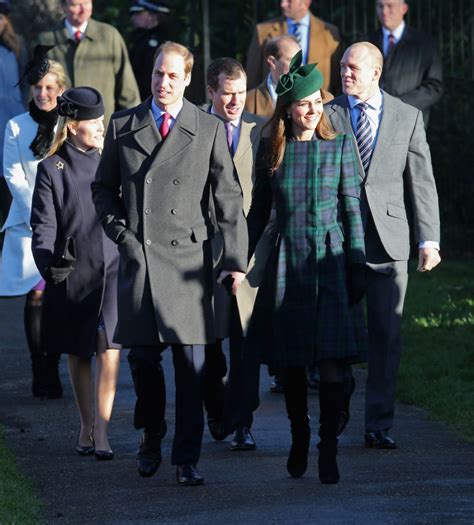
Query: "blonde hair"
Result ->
[[265, 99, 338, 172], [47, 118, 79, 157], [154, 41, 194, 75]]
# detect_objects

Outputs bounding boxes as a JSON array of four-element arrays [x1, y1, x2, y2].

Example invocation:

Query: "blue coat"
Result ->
[[31, 141, 120, 356]]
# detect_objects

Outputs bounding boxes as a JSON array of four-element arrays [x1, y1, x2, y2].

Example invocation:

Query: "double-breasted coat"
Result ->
[[246, 134, 368, 368], [31, 141, 120, 357], [0, 112, 43, 296], [91, 98, 248, 346]]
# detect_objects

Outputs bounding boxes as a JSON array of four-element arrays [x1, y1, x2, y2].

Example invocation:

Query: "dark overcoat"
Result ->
[[91, 98, 248, 346], [31, 142, 120, 357], [246, 134, 368, 368]]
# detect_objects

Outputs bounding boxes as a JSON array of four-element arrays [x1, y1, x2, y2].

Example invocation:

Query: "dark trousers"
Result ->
[[128, 344, 205, 465], [365, 262, 409, 432], [204, 298, 260, 431]]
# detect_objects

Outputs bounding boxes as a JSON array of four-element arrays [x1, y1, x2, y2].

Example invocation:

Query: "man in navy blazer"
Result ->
[[366, 0, 443, 126]]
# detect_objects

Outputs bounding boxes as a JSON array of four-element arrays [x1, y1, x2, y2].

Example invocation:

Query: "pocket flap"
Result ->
[[191, 223, 214, 242], [387, 202, 407, 221]]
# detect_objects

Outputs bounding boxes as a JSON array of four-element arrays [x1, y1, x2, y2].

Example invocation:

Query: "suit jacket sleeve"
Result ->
[[405, 110, 440, 243], [208, 120, 249, 272], [338, 134, 366, 265], [3, 119, 34, 226], [91, 118, 130, 244], [246, 139, 273, 258], [111, 30, 141, 111], [399, 36, 443, 111], [30, 162, 58, 278]]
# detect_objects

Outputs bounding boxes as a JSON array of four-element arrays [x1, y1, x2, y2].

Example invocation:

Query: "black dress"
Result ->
[[31, 141, 120, 357]]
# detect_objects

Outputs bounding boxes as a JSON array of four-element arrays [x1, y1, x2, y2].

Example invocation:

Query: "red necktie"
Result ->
[[160, 112, 171, 140], [74, 30, 82, 43]]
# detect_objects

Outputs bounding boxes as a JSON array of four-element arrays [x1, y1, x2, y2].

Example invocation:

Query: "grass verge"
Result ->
[[0, 425, 42, 524], [398, 259, 474, 440]]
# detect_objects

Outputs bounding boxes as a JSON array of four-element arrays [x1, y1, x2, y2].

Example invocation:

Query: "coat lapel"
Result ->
[[367, 93, 401, 180], [149, 98, 196, 169], [130, 99, 161, 156]]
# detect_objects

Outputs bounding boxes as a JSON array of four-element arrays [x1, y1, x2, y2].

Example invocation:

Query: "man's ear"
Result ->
[[184, 72, 192, 87], [266, 55, 276, 71], [402, 3, 409, 16], [207, 85, 214, 102]]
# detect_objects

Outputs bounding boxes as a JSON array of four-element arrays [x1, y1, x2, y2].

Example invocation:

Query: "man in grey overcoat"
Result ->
[[92, 42, 248, 486], [324, 42, 441, 448]]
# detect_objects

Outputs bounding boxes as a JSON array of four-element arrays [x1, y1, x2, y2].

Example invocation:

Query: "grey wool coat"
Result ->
[[92, 98, 248, 346]]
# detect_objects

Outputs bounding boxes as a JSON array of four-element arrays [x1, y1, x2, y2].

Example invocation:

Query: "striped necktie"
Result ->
[[355, 103, 373, 172], [292, 23, 302, 45]]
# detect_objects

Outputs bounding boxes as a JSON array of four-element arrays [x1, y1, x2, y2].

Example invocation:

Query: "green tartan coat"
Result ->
[[246, 134, 368, 367]]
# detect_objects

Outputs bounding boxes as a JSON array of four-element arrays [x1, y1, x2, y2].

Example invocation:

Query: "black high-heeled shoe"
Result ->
[[95, 449, 114, 461]]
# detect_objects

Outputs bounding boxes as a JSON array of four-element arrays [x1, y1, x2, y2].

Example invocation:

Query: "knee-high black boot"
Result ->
[[283, 368, 310, 478], [318, 382, 344, 484], [24, 303, 46, 398], [45, 353, 63, 399]]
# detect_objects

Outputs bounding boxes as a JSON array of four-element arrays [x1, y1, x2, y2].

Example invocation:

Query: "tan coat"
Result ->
[[212, 111, 273, 338], [245, 14, 342, 94], [37, 18, 140, 126]]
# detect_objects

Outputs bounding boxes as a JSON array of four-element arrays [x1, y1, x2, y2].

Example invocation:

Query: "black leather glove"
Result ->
[[221, 274, 234, 296], [48, 237, 76, 284], [347, 263, 367, 306]]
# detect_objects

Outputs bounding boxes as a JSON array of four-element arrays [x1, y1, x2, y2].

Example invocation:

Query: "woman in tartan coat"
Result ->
[[245, 51, 368, 484]]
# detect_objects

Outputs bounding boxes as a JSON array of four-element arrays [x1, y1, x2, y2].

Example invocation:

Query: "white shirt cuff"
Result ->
[[419, 241, 440, 250]]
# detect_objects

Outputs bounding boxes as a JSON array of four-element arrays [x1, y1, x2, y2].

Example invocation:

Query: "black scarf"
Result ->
[[28, 100, 59, 159]]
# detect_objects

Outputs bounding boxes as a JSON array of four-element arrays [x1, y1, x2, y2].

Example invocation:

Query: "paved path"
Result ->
[[1, 296, 473, 524]]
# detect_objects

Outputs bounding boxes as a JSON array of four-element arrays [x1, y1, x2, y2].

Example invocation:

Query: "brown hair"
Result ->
[[1, 16, 21, 58], [263, 35, 299, 61], [265, 98, 338, 172], [154, 41, 194, 75], [206, 57, 246, 92]]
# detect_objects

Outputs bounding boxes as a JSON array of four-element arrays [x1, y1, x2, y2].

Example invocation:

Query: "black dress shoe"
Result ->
[[95, 449, 114, 461], [364, 430, 397, 449], [230, 426, 256, 451], [136, 432, 162, 477], [176, 464, 204, 486], [337, 376, 356, 437], [207, 417, 231, 441]]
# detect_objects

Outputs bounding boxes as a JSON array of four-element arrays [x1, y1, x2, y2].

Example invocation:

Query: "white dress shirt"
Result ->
[[266, 73, 278, 104], [286, 13, 310, 64], [64, 19, 88, 41]]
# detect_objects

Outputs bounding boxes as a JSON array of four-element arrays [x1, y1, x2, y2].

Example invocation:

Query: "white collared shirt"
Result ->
[[266, 73, 278, 104], [64, 19, 88, 41], [151, 97, 182, 132], [382, 21, 405, 56], [210, 106, 241, 152], [286, 13, 310, 64]]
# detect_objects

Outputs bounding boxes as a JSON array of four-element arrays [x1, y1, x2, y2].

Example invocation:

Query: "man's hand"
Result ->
[[217, 270, 246, 296], [417, 247, 441, 272]]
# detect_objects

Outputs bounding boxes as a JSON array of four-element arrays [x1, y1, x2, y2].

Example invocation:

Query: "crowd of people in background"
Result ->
[[0, 0, 442, 487]]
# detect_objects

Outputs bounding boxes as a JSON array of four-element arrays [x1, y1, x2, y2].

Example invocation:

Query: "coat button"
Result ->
[[171, 239, 179, 246], [146, 178, 152, 184], [145, 208, 151, 214], [171, 208, 177, 215], [173, 179, 180, 185], [145, 239, 151, 245]]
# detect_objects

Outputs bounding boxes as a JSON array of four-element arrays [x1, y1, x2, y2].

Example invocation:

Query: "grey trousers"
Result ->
[[365, 261, 409, 432]]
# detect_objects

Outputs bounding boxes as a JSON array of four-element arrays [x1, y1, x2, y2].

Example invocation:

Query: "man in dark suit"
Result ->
[[366, 0, 443, 126], [325, 42, 441, 448], [204, 57, 266, 451], [245, 0, 342, 93], [92, 42, 248, 485]]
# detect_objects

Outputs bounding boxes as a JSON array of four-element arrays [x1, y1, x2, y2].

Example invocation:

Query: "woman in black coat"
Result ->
[[31, 87, 120, 460]]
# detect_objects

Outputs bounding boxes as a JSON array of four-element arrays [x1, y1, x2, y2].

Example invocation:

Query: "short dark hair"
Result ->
[[206, 57, 246, 91]]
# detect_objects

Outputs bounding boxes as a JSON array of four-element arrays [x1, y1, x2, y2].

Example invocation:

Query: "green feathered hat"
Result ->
[[276, 50, 324, 104]]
